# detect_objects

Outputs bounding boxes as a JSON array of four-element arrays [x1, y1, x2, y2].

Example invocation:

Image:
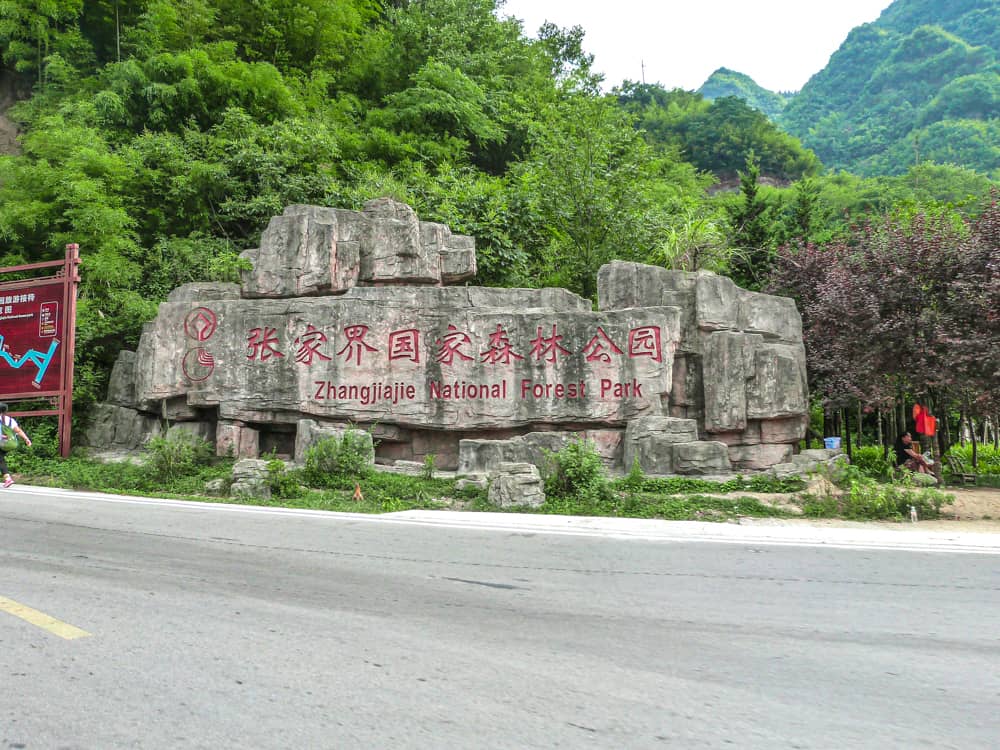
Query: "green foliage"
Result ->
[[781, 6, 1000, 176], [681, 97, 820, 180], [14, 443, 232, 498], [266, 457, 303, 499], [617, 474, 805, 495], [620, 457, 645, 492], [16, 417, 59, 460], [946, 444, 1000, 475], [422, 454, 436, 480], [271, 470, 453, 513], [727, 151, 776, 289], [850, 445, 897, 481], [698, 67, 789, 119], [542, 438, 613, 505], [0, 0, 85, 84], [512, 93, 671, 299], [302, 429, 374, 487], [802, 464, 950, 520], [144, 429, 214, 482], [616, 82, 818, 180]]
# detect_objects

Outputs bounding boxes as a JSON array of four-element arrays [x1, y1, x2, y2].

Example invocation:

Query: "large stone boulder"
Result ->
[[623, 417, 699, 475], [458, 432, 572, 475], [82, 404, 162, 450], [672, 441, 732, 475], [488, 463, 545, 508], [239, 199, 477, 298], [107, 350, 138, 408], [457, 430, 622, 476], [132, 287, 681, 431], [596, 261, 808, 471], [101, 204, 810, 475], [230, 459, 271, 501], [728, 443, 794, 471]]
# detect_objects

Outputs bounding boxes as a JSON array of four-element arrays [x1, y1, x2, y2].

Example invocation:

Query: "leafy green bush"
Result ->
[[24, 418, 61, 459], [802, 464, 950, 520], [850, 445, 896, 481], [302, 428, 374, 487], [422, 454, 436, 480], [543, 439, 613, 505], [145, 430, 214, 482], [266, 458, 303, 499], [620, 457, 646, 492], [946, 444, 1000, 475]]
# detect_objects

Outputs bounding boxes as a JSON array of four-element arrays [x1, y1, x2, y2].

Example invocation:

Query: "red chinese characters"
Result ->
[[528, 325, 571, 363], [581, 326, 624, 363], [435, 325, 473, 366], [242, 321, 668, 370], [388, 329, 420, 363], [247, 327, 284, 361], [628, 326, 662, 362], [337, 324, 378, 366], [294, 325, 331, 366], [481, 324, 524, 365]]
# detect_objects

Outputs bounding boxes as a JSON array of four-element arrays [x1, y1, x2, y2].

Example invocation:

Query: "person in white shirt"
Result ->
[[0, 402, 32, 488]]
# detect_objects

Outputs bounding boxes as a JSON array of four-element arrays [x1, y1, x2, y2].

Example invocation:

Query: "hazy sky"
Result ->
[[498, 0, 894, 93]]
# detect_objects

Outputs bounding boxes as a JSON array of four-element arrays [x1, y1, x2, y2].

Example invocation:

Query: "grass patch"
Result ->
[[10, 429, 967, 525], [800, 465, 952, 521], [537, 491, 792, 521]]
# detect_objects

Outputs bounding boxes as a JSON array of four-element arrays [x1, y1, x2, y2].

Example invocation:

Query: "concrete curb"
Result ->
[[387, 510, 1000, 554], [9, 484, 1000, 554]]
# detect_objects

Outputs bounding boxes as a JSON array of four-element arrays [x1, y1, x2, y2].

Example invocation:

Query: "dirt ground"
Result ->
[[932, 486, 1000, 530]]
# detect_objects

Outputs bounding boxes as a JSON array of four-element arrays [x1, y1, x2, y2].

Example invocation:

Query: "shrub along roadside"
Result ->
[[799, 465, 951, 521], [5, 430, 961, 523]]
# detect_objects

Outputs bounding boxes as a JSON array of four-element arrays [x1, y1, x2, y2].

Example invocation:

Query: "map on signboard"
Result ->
[[0, 285, 64, 393]]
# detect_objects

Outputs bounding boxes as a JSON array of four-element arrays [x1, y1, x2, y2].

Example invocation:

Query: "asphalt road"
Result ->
[[2, 487, 999, 750]]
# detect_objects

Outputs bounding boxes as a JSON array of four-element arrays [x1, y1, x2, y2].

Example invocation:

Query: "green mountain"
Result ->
[[780, 0, 1000, 176], [698, 67, 788, 119]]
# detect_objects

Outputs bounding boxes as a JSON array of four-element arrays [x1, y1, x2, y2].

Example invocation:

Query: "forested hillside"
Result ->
[[698, 67, 788, 119], [0, 0, 995, 436], [781, 0, 1000, 176]]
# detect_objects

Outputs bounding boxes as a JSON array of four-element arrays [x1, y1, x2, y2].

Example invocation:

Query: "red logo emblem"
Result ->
[[184, 307, 218, 342]]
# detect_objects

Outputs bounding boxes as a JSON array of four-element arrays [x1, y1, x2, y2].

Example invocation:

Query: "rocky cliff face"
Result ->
[[88, 199, 809, 475]]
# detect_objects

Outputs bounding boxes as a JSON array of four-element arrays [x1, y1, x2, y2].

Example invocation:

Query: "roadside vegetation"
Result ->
[[9, 428, 984, 524], [0, 2, 994, 463]]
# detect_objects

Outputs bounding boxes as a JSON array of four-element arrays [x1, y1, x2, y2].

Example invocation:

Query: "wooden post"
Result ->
[[858, 402, 864, 447], [843, 407, 852, 460]]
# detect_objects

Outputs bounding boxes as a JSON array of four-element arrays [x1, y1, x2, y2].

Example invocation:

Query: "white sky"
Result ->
[[498, 0, 894, 93]]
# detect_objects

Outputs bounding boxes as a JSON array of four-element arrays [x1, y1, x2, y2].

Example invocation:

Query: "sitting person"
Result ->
[[894, 431, 932, 475]]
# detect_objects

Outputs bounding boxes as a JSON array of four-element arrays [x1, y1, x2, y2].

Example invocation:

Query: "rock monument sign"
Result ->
[[88, 199, 810, 476]]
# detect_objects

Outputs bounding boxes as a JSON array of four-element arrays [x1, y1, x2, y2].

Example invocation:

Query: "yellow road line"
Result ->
[[0, 595, 91, 640]]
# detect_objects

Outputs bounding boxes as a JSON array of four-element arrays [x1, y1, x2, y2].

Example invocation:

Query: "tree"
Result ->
[[512, 94, 666, 299], [769, 197, 1000, 427], [727, 151, 775, 290], [0, 0, 85, 85], [651, 206, 729, 273]]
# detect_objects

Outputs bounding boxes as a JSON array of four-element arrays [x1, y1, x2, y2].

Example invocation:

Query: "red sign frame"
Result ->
[[0, 244, 80, 457]]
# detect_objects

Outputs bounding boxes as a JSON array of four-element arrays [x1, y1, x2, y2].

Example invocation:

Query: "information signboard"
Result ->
[[0, 245, 80, 457]]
